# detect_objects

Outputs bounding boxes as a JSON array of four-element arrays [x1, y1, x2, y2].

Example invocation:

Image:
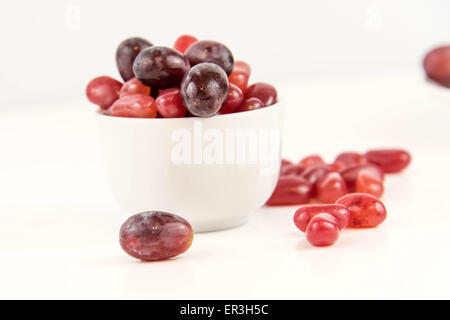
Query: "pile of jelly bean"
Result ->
[[266, 149, 411, 246], [86, 35, 277, 118]]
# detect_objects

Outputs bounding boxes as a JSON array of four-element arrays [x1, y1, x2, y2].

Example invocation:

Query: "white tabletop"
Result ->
[[1, 71, 450, 299]]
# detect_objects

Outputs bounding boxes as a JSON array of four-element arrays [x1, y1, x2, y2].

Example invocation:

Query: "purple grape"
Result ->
[[133, 46, 190, 89], [184, 40, 234, 76], [116, 37, 153, 82], [180, 62, 229, 117]]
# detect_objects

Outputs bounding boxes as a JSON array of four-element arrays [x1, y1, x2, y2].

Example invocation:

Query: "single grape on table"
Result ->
[[120, 211, 193, 261]]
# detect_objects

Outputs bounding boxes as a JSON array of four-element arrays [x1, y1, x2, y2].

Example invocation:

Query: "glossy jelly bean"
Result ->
[[281, 164, 305, 176], [245, 83, 277, 106], [120, 77, 151, 97], [355, 171, 384, 198], [133, 46, 190, 88], [281, 159, 293, 166], [336, 193, 387, 228], [116, 37, 153, 82], [334, 152, 367, 169], [180, 63, 229, 117], [110, 94, 157, 118], [423, 46, 450, 88], [316, 172, 348, 204], [218, 83, 244, 114], [233, 61, 251, 76], [155, 88, 187, 118], [235, 97, 265, 113], [294, 204, 350, 232], [119, 211, 193, 261], [306, 213, 340, 247], [174, 34, 198, 53], [185, 40, 234, 75], [365, 149, 411, 173], [300, 155, 325, 168], [340, 163, 384, 191], [229, 72, 249, 94], [86, 76, 122, 109], [301, 165, 331, 188], [266, 176, 313, 206]]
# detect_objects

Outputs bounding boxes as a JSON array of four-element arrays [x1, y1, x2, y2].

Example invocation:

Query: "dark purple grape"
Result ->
[[116, 37, 153, 82], [133, 46, 190, 89], [180, 63, 229, 117], [184, 40, 234, 76]]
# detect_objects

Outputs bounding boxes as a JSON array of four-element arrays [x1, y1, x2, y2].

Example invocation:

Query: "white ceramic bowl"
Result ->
[[97, 101, 283, 232]]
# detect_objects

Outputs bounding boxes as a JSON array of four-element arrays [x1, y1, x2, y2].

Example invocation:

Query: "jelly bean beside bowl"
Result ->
[[96, 99, 283, 232], [364, 149, 411, 174], [336, 193, 387, 228], [266, 176, 313, 206], [306, 213, 340, 247], [294, 204, 350, 232]]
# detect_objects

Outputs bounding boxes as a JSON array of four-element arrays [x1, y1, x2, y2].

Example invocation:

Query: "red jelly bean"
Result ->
[[245, 83, 277, 106], [294, 204, 350, 232], [266, 176, 313, 206], [281, 164, 305, 176], [356, 171, 384, 198], [281, 159, 293, 166], [316, 172, 348, 204], [340, 163, 384, 191], [120, 211, 193, 261], [423, 46, 450, 88], [301, 165, 331, 188], [306, 213, 340, 247], [233, 61, 251, 76], [334, 152, 367, 169], [229, 72, 249, 93], [86, 76, 122, 109], [365, 149, 411, 174], [235, 97, 265, 113], [173, 34, 198, 54], [218, 83, 244, 114], [336, 193, 387, 228], [110, 94, 157, 118], [120, 77, 151, 97], [155, 88, 187, 118], [300, 155, 325, 168]]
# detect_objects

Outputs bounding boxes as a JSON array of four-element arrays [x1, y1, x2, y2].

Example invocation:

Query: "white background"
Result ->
[[1, 0, 450, 299]]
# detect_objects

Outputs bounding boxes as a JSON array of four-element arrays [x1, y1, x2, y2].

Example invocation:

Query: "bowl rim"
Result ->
[[95, 99, 282, 121]]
